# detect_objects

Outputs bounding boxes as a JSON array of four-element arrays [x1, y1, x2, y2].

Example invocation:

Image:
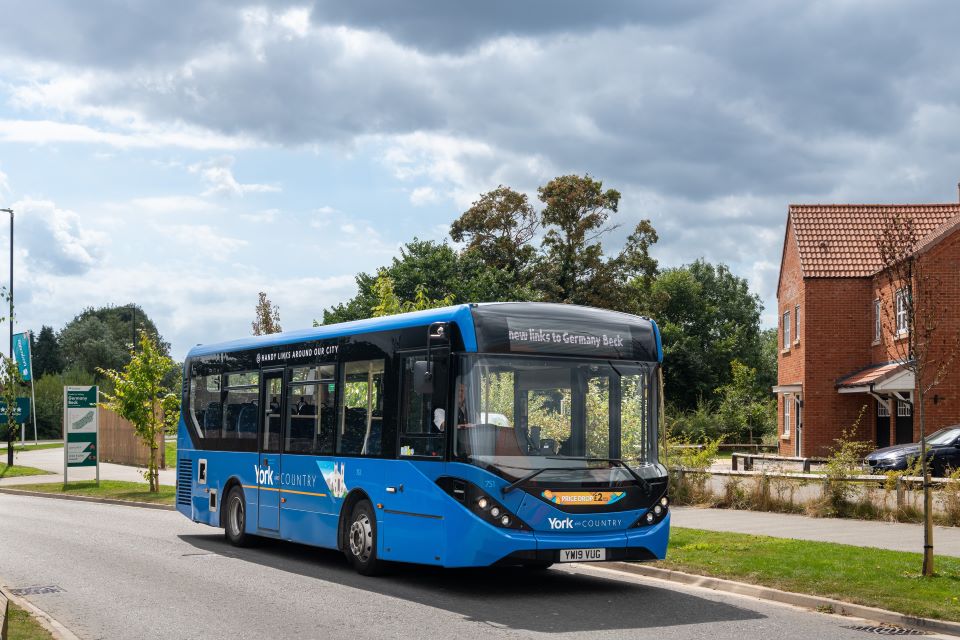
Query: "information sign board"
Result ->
[[63, 386, 99, 484]]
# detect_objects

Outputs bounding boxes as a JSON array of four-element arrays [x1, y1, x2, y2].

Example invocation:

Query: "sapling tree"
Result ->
[[875, 213, 960, 576], [252, 291, 282, 335], [2, 355, 23, 467], [98, 332, 180, 491]]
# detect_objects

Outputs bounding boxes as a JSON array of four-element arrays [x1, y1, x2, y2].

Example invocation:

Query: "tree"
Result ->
[[2, 355, 23, 467], [59, 305, 167, 376], [450, 185, 539, 274], [371, 271, 455, 317], [252, 292, 282, 335], [715, 360, 776, 443], [31, 325, 63, 377], [645, 260, 765, 411], [536, 174, 622, 304], [98, 332, 180, 492], [875, 213, 960, 577], [321, 239, 533, 325]]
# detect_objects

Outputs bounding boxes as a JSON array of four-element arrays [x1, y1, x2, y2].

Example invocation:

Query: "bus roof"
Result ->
[[186, 302, 662, 362]]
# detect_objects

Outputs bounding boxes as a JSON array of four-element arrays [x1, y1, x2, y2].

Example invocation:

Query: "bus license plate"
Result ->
[[560, 548, 606, 562]]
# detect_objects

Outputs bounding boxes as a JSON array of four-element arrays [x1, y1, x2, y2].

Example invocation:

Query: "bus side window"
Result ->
[[285, 364, 335, 455], [337, 359, 384, 456], [190, 370, 222, 439], [398, 355, 447, 458]]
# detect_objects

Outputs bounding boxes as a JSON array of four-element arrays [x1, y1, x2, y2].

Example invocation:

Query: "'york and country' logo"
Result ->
[[254, 465, 274, 485], [547, 516, 624, 530]]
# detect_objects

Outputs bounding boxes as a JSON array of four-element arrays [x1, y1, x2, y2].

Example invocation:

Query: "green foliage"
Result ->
[[665, 430, 721, 505], [813, 409, 873, 518], [371, 271, 455, 317], [2, 355, 23, 465], [31, 325, 63, 377], [450, 185, 539, 274], [59, 304, 168, 377], [645, 260, 766, 411], [251, 291, 282, 335], [33, 367, 98, 439], [98, 332, 179, 492], [666, 397, 723, 441], [715, 359, 776, 443]]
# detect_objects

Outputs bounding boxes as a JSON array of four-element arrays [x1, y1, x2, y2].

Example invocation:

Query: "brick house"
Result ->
[[774, 203, 960, 457]]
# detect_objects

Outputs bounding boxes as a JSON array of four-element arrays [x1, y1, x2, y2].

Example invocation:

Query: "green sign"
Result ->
[[64, 385, 98, 468], [0, 397, 31, 424]]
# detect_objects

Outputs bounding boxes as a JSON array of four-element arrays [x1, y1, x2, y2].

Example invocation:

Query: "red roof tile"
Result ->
[[789, 204, 960, 277], [836, 362, 903, 388]]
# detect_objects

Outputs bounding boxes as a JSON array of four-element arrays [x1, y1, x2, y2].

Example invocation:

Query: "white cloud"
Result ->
[[0, 119, 255, 150], [240, 208, 279, 223], [188, 156, 281, 197], [164, 223, 247, 262], [0, 167, 8, 194], [409, 186, 439, 206], [12, 197, 106, 275]]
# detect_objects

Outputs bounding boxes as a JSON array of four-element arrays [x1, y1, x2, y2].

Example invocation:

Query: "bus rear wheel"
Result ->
[[346, 500, 384, 576], [224, 486, 252, 547]]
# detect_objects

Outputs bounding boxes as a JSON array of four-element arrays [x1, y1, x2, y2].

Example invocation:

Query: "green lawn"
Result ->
[[0, 462, 52, 478], [659, 528, 960, 622], [6, 602, 54, 639], [164, 439, 177, 468], [0, 442, 64, 453], [11, 480, 175, 504]]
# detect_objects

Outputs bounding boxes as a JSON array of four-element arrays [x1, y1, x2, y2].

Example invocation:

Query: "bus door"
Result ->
[[258, 368, 284, 531]]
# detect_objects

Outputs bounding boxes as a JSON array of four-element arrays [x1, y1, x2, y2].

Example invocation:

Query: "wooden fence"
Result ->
[[98, 408, 166, 469]]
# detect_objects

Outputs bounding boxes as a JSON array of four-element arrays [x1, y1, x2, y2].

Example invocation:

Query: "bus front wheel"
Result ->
[[346, 500, 384, 576], [224, 486, 253, 547]]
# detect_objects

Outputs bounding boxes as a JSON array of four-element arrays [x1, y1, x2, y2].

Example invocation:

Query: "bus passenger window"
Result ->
[[337, 360, 384, 456], [190, 373, 222, 438], [398, 355, 447, 458], [223, 371, 259, 441], [285, 365, 335, 454]]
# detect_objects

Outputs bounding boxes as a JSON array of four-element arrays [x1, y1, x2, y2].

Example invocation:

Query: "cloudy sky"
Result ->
[[1, 1, 959, 360]]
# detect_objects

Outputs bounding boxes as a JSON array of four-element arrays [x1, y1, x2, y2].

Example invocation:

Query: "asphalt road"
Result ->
[[0, 493, 931, 640]]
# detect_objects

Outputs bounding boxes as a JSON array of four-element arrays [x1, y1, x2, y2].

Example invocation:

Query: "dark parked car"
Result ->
[[865, 425, 960, 476]]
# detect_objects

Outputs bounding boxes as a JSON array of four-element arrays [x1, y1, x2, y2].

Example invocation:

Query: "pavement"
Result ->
[[0, 445, 176, 486], [1, 492, 938, 640], [671, 506, 960, 557]]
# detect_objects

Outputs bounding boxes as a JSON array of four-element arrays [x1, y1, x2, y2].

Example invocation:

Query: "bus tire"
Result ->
[[224, 486, 253, 547], [345, 500, 384, 576]]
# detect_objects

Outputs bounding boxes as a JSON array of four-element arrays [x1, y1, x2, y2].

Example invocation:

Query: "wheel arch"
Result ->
[[220, 476, 245, 528], [337, 489, 373, 552]]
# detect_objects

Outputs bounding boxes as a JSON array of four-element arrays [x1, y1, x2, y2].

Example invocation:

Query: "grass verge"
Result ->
[[165, 439, 176, 468], [6, 601, 54, 639], [0, 442, 64, 453], [10, 480, 175, 505], [658, 527, 960, 622], [0, 463, 52, 478]]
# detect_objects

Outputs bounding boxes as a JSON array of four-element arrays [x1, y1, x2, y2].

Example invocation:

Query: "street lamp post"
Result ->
[[1, 208, 13, 463]]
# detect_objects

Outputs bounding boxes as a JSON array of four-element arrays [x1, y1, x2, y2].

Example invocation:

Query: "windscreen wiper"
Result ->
[[546, 456, 653, 495]]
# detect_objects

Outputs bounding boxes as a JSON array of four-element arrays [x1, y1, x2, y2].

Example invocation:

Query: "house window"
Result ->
[[895, 288, 909, 335], [897, 400, 912, 417], [783, 394, 791, 437], [874, 299, 881, 343], [877, 399, 890, 417], [794, 305, 800, 344], [782, 311, 791, 348]]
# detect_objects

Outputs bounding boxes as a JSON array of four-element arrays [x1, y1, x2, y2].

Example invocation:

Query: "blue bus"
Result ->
[[176, 302, 669, 574]]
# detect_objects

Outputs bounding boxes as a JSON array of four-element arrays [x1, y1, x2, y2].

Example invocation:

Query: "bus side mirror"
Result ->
[[413, 360, 433, 395]]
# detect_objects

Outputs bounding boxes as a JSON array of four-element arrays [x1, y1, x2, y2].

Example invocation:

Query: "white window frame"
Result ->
[[794, 305, 800, 344], [783, 394, 792, 437], [877, 399, 890, 418], [897, 400, 912, 417], [782, 311, 791, 349], [873, 299, 881, 343], [895, 288, 909, 336]]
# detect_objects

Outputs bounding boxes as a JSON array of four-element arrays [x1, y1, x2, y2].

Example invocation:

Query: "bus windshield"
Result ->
[[453, 355, 662, 483]]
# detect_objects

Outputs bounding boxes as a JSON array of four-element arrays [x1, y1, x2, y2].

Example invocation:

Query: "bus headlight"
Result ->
[[660, 496, 669, 508], [654, 505, 662, 515], [435, 476, 531, 531], [633, 493, 669, 528]]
